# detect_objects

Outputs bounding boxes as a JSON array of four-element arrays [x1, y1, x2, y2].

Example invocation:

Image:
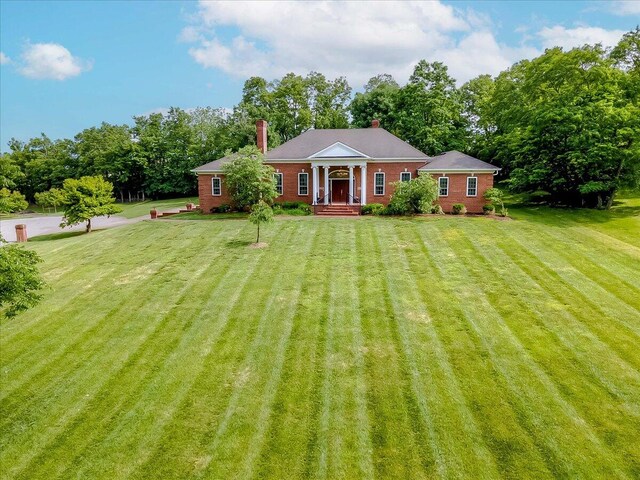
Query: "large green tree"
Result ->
[[59, 176, 122, 233], [75, 123, 142, 202], [350, 74, 400, 129], [394, 61, 467, 155], [488, 42, 639, 207], [221, 146, 277, 211]]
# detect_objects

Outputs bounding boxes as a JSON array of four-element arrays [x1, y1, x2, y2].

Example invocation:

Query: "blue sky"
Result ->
[[1, 0, 637, 150]]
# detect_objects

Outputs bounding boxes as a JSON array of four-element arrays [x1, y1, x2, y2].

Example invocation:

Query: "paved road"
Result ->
[[0, 215, 146, 242]]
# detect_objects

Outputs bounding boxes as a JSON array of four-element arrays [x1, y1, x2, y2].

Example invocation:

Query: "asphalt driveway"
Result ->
[[0, 215, 146, 242]]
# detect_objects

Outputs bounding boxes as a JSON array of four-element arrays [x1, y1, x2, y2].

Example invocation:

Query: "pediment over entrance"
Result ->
[[308, 142, 369, 159]]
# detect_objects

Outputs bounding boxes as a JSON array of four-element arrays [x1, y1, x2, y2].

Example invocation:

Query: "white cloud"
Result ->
[[607, 1, 640, 16], [537, 26, 626, 50], [181, 0, 528, 86], [18, 42, 92, 80], [0, 52, 10, 65]]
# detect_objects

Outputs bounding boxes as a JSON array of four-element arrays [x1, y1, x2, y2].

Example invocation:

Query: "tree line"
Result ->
[[1, 28, 638, 208]]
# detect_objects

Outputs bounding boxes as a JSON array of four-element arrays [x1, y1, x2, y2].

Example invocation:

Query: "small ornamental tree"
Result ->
[[388, 174, 439, 215], [0, 188, 28, 215], [60, 176, 122, 233], [484, 187, 507, 217], [221, 146, 277, 211], [35, 188, 65, 213], [248, 200, 274, 244], [0, 234, 45, 318]]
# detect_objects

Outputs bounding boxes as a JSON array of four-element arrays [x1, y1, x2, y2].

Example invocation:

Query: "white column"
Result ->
[[323, 166, 330, 205], [348, 165, 354, 205], [312, 166, 318, 205], [360, 164, 367, 205]]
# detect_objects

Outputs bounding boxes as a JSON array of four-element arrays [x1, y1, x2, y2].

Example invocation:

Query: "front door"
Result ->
[[331, 180, 348, 204]]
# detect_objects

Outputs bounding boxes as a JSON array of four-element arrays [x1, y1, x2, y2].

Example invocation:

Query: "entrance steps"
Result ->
[[315, 204, 361, 216]]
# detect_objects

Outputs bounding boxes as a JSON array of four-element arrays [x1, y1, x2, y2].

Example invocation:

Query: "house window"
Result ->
[[374, 172, 385, 195], [438, 177, 449, 196], [274, 173, 283, 195], [467, 176, 478, 196], [298, 172, 309, 196], [211, 177, 222, 196], [400, 171, 412, 182]]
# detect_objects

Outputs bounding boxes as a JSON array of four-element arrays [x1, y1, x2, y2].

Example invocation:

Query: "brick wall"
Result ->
[[197, 174, 232, 213], [197, 165, 494, 214], [269, 163, 314, 203], [365, 162, 422, 204], [431, 172, 494, 213]]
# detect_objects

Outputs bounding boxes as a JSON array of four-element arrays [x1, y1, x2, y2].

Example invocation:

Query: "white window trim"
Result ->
[[211, 177, 222, 196], [298, 172, 309, 196], [438, 176, 449, 197], [400, 171, 412, 182], [466, 176, 478, 197], [374, 172, 385, 196], [274, 172, 283, 195]]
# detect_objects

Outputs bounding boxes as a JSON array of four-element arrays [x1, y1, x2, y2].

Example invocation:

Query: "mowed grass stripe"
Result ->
[[22, 223, 256, 479], [0, 222, 172, 355], [519, 222, 640, 305], [356, 221, 440, 479], [128, 222, 304, 479], [458, 221, 640, 471], [425, 220, 632, 478], [0, 223, 217, 439], [0, 223, 216, 404], [307, 221, 375, 479], [367, 221, 446, 477], [503, 223, 640, 336], [3, 226, 232, 478], [203, 223, 321, 478], [399, 222, 553, 478], [63, 222, 292, 480], [375, 220, 500, 478], [477, 220, 640, 372], [254, 226, 333, 479]]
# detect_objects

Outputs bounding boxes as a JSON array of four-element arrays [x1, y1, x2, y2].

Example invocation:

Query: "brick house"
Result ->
[[193, 119, 500, 214]]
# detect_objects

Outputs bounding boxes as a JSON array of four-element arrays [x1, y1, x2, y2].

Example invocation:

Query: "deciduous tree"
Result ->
[[221, 146, 277, 211], [59, 176, 122, 233], [248, 200, 274, 244]]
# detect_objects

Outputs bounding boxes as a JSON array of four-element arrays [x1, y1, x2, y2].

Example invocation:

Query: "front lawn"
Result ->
[[1, 202, 639, 479]]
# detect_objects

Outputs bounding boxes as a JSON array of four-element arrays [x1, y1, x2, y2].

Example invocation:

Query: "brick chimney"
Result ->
[[371, 119, 380, 128], [256, 119, 268, 154]]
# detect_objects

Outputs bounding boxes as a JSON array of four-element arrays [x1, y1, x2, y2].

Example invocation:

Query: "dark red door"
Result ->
[[331, 180, 348, 204]]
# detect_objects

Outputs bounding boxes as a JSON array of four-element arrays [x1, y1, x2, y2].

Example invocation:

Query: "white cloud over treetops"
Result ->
[[18, 42, 92, 80], [181, 0, 627, 87], [537, 26, 627, 50]]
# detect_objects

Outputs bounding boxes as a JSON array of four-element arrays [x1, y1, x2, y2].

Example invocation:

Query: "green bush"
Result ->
[[276, 201, 306, 210], [432, 204, 444, 215], [361, 203, 385, 215], [452, 203, 467, 215], [273, 201, 312, 215], [482, 204, 495, 215], [211, 204, 232, 213], [388, 174, 438, 215]]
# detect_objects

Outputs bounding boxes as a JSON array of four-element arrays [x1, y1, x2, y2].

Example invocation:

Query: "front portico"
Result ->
[[311, 160, 367, 206]]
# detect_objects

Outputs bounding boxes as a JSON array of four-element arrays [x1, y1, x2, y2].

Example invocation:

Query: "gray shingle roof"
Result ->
[[192, 153, 237, 173], [266, 128, 428, 160], [419, 151, 500, 171]]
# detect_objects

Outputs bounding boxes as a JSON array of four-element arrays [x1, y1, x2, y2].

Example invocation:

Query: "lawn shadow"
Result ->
[[29, 230, 103, 242], [225, 239, 253, 248]]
